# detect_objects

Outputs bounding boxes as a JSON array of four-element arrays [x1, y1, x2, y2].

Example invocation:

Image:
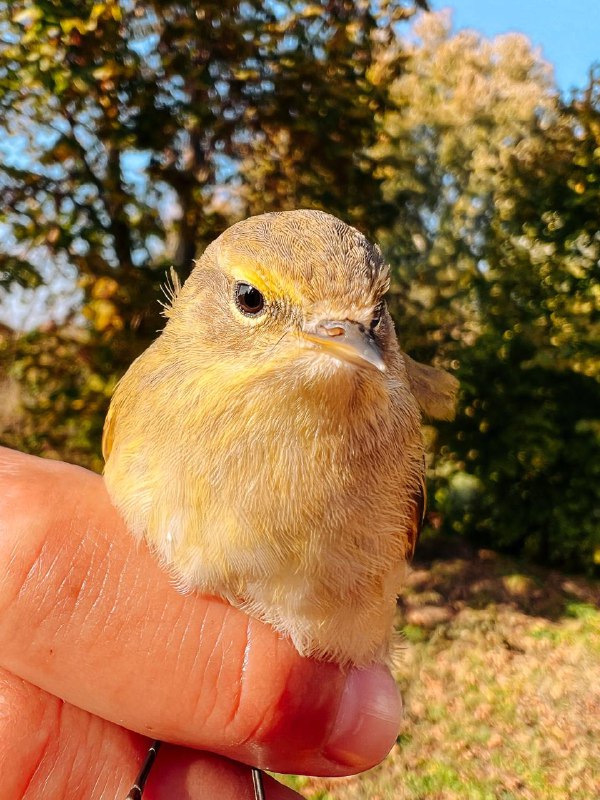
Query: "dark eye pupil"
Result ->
[[235, 282, 265, 315]]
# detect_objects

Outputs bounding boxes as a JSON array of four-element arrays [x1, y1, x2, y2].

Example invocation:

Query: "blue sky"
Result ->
[[442, 0, 599, 92]]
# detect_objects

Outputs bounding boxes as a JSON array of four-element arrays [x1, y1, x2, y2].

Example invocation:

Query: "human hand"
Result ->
[[0, 448, 402, 798]]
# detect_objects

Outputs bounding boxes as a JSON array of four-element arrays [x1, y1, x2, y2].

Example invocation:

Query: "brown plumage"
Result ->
[[103, 210, 457, 666]]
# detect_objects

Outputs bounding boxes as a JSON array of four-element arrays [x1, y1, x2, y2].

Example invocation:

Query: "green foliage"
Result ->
[[0, 5, 598, 572], [373, 14, 600, 573]]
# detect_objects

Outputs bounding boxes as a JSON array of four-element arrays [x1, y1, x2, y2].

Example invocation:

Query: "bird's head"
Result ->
[[164, 210, 396, 383], [161, 210, 456, 420]]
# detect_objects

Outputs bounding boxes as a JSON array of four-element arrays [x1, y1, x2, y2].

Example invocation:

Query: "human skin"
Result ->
[[0, 447, 402, 798]]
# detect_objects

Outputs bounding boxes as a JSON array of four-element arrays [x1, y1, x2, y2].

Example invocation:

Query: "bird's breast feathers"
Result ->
[[104, 348, 424, 664]]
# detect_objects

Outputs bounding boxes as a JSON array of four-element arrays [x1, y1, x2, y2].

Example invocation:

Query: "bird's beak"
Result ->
[[302, 320, 386, 372]]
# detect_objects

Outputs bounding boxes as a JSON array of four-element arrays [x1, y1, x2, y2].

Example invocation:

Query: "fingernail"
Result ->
[[324, 665, 402, 769]]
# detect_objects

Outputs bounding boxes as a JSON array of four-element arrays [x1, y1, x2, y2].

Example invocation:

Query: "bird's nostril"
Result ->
[[318, 322, 346, 338]]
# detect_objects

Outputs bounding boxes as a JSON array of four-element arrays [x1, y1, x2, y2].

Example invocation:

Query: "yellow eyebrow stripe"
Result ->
[[216, 246, 304, 305], [231, 265, 304, 305]]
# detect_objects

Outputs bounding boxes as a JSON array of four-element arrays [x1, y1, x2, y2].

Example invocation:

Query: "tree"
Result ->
[[239, 0, 421, 239], [375, 12, 600, 571]]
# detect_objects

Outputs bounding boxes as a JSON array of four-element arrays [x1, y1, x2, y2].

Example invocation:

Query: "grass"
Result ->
[[278, 540, 600, 799]]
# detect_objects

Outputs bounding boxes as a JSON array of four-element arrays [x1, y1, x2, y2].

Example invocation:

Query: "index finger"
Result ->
[[0, 448, 401, 777]]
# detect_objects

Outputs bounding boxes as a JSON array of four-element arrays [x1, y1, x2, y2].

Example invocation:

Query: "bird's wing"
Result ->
[[102, 390, 119, 462], [406, 470, 426, 561]]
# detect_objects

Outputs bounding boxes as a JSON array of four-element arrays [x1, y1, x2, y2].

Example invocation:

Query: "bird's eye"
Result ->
[[371, 301, 385, 330], [235, 282, 265, 316]]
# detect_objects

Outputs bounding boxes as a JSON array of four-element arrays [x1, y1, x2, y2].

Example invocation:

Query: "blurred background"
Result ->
[[1, 2, 598, 797]]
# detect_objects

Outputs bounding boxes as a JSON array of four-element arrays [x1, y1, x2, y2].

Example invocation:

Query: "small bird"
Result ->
[[103, 209, 457, 794]]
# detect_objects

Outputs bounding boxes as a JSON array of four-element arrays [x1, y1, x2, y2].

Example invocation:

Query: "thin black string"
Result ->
[[125, 740, 162, 800], [125, 741, 266, 800]]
